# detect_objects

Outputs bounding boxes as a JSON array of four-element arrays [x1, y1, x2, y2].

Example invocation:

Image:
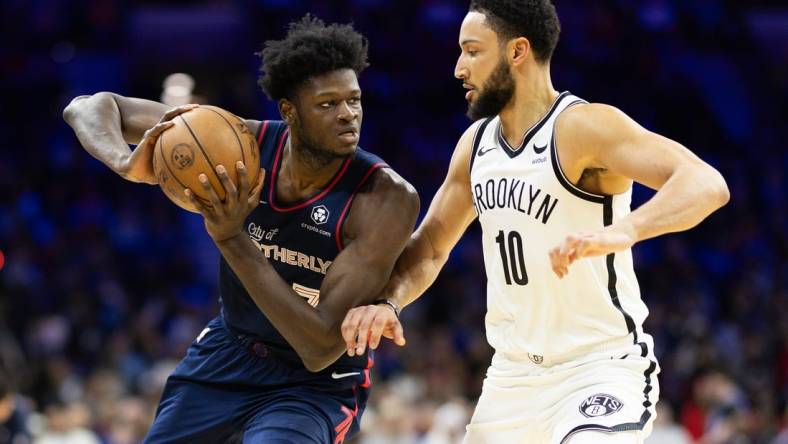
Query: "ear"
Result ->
[[510, 37, 531, 66], [279, 99, 296, 124]]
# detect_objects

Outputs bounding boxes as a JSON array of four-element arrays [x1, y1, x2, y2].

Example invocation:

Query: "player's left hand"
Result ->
[[185, 162, 265, 242], [549, 222, 637, 278], [341, 304, 405, 357]]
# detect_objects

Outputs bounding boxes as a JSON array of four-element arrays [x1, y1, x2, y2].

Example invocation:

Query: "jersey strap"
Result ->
[[334, 153, 388, 250], [468, 117, 494, 174]]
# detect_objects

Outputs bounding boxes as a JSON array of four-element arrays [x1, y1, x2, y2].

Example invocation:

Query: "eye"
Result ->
[[348, 97, 361, 105], [319, 101, 335, 109], [468, 50, 479, 57]]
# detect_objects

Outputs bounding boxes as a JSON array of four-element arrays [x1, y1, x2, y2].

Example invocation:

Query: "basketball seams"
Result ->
[[178, 114, 226, 198], [200, 106, 247, 167]]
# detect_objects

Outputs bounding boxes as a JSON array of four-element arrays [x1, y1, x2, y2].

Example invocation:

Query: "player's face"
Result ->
[[292, 69, 363, 158], [455, 12, 516, 120]]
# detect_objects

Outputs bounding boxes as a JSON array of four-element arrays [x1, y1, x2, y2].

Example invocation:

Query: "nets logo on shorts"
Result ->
[[311, 205, 330, 225], [579, 394, 623, 418]]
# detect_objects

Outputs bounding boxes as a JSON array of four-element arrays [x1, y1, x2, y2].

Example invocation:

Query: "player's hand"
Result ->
[[549, 222, 637, 278], [121, 104, 198, 184], [185, 162, 265, 242], [342, 304, 405, 357]]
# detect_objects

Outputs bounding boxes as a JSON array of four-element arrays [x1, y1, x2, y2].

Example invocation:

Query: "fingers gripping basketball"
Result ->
[[153, 106, 260, 213]]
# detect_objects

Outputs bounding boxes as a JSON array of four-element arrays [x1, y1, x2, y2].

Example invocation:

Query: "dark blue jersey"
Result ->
[[219, 120, 387, 370]]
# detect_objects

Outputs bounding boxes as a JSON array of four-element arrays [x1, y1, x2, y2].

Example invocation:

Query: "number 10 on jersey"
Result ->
[[495, 230, 529, 285]]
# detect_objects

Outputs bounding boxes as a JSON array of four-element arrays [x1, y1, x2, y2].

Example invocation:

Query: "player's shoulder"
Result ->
[[451, 118, 490, 160], [351, 147, 416, 203], [245, 119, 289, 143], [557, 102, 643, 151], [446, 118, 491, 177], [343, 166, 419, 239], [364, 167, 419, 209], [558, 103, 635, 136], [461, 118, 490, 144]]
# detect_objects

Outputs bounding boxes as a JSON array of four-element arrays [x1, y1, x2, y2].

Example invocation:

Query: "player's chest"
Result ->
[[245, 200, 341, 249]]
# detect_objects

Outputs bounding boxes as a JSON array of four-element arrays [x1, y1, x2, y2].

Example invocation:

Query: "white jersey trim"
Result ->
[[468, 117, 495, 174], [495, 91, 572, 158]]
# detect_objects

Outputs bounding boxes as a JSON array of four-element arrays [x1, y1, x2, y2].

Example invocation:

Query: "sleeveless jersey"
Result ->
[[220, 120, 387, 370], [469, 92, 648, 365]]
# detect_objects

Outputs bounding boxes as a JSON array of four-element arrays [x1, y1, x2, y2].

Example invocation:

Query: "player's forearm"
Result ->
[[215, 234, 346, 371], [383, 226, 449, 310], [63, 93, 132, 175], [621, 163, 729, 242]]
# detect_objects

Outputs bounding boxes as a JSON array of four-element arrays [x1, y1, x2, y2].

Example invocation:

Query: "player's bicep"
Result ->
[[319, 173, 419, 316], [567, 104, 708, 191], [110, 94, 172, 144], [602, 128, 708, 191], [243, 119, 263, 140], [113, 95, 262, 146]]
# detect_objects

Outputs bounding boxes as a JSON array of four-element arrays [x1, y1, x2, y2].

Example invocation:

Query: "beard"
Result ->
[[292, 119, 352, 171], [466, 58, 516, 120]]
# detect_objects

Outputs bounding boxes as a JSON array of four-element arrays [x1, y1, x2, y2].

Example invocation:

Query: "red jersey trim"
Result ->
[[334, 163, 387, 251], [256, 120, 270, 145], [268, 130, 354, 213], [333, 355, 373, 444]]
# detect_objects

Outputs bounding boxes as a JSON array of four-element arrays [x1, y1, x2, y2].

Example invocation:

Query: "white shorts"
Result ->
[[464, 338, 660, 444]]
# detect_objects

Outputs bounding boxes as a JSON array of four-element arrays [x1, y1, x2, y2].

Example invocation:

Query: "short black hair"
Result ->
[[469, 0, 560, 63], [258, 14, 369, 101]]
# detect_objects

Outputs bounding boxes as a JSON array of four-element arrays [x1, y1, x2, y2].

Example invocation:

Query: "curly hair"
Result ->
[[469, 0, 560, 63], [258, 15, 369, 101]]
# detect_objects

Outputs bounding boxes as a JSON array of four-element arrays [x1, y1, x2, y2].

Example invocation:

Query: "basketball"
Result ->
[[153, 105, 260, 213]]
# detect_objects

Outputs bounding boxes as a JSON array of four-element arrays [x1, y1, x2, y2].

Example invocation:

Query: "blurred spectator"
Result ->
[[1, 0, 786, 442], [0, 331, 32, 444], [34, 402, 99, 444], [649, 403, 692, 444], [0, 377, 32, 444]]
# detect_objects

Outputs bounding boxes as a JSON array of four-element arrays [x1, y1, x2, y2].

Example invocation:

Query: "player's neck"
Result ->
[[280, 135, 345, 192], [498, 69, 558, 149]]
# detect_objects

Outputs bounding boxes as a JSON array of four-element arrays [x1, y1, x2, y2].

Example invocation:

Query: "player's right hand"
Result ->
[[121, 104, 198, 184], [341, 304, 405, 357]]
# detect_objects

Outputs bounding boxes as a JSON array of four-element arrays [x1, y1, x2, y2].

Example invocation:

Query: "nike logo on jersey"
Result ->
[[534, 144, 547, 154], [477, 146, 497, 157], [331, 371, 360, 379], [196, 327, 210, 343]]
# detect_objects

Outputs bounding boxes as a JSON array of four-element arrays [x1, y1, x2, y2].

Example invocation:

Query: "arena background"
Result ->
[[1, 0, 786, 442]]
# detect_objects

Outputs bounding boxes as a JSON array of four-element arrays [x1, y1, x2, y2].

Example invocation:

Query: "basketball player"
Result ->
[[341, 1, 729, 443], [63, 16, 419, 444]]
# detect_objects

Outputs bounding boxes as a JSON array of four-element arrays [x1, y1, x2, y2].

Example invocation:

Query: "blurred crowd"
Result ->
[[1, 0, 786, 443]]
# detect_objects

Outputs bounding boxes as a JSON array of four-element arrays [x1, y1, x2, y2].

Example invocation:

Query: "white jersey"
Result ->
[[469, 92, 649, 366]]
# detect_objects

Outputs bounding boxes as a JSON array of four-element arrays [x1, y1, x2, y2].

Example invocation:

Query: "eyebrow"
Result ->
[[460, 39, 482, 46], [314, 89, 361, 97]]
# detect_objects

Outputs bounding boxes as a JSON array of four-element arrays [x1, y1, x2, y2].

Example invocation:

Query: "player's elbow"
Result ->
[[714, 175, 730, 209], [62, 96, 84, 125], [62, 92, 112, 125], [299, 348, 338, 373], [295, 335, 344, 373], [403, 182, 421, 220], [302, 357, 331, 373], [704, 167, 730, 210]]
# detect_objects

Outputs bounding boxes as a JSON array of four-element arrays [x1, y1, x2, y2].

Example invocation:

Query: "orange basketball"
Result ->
[[153, 106, 260, 213]]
